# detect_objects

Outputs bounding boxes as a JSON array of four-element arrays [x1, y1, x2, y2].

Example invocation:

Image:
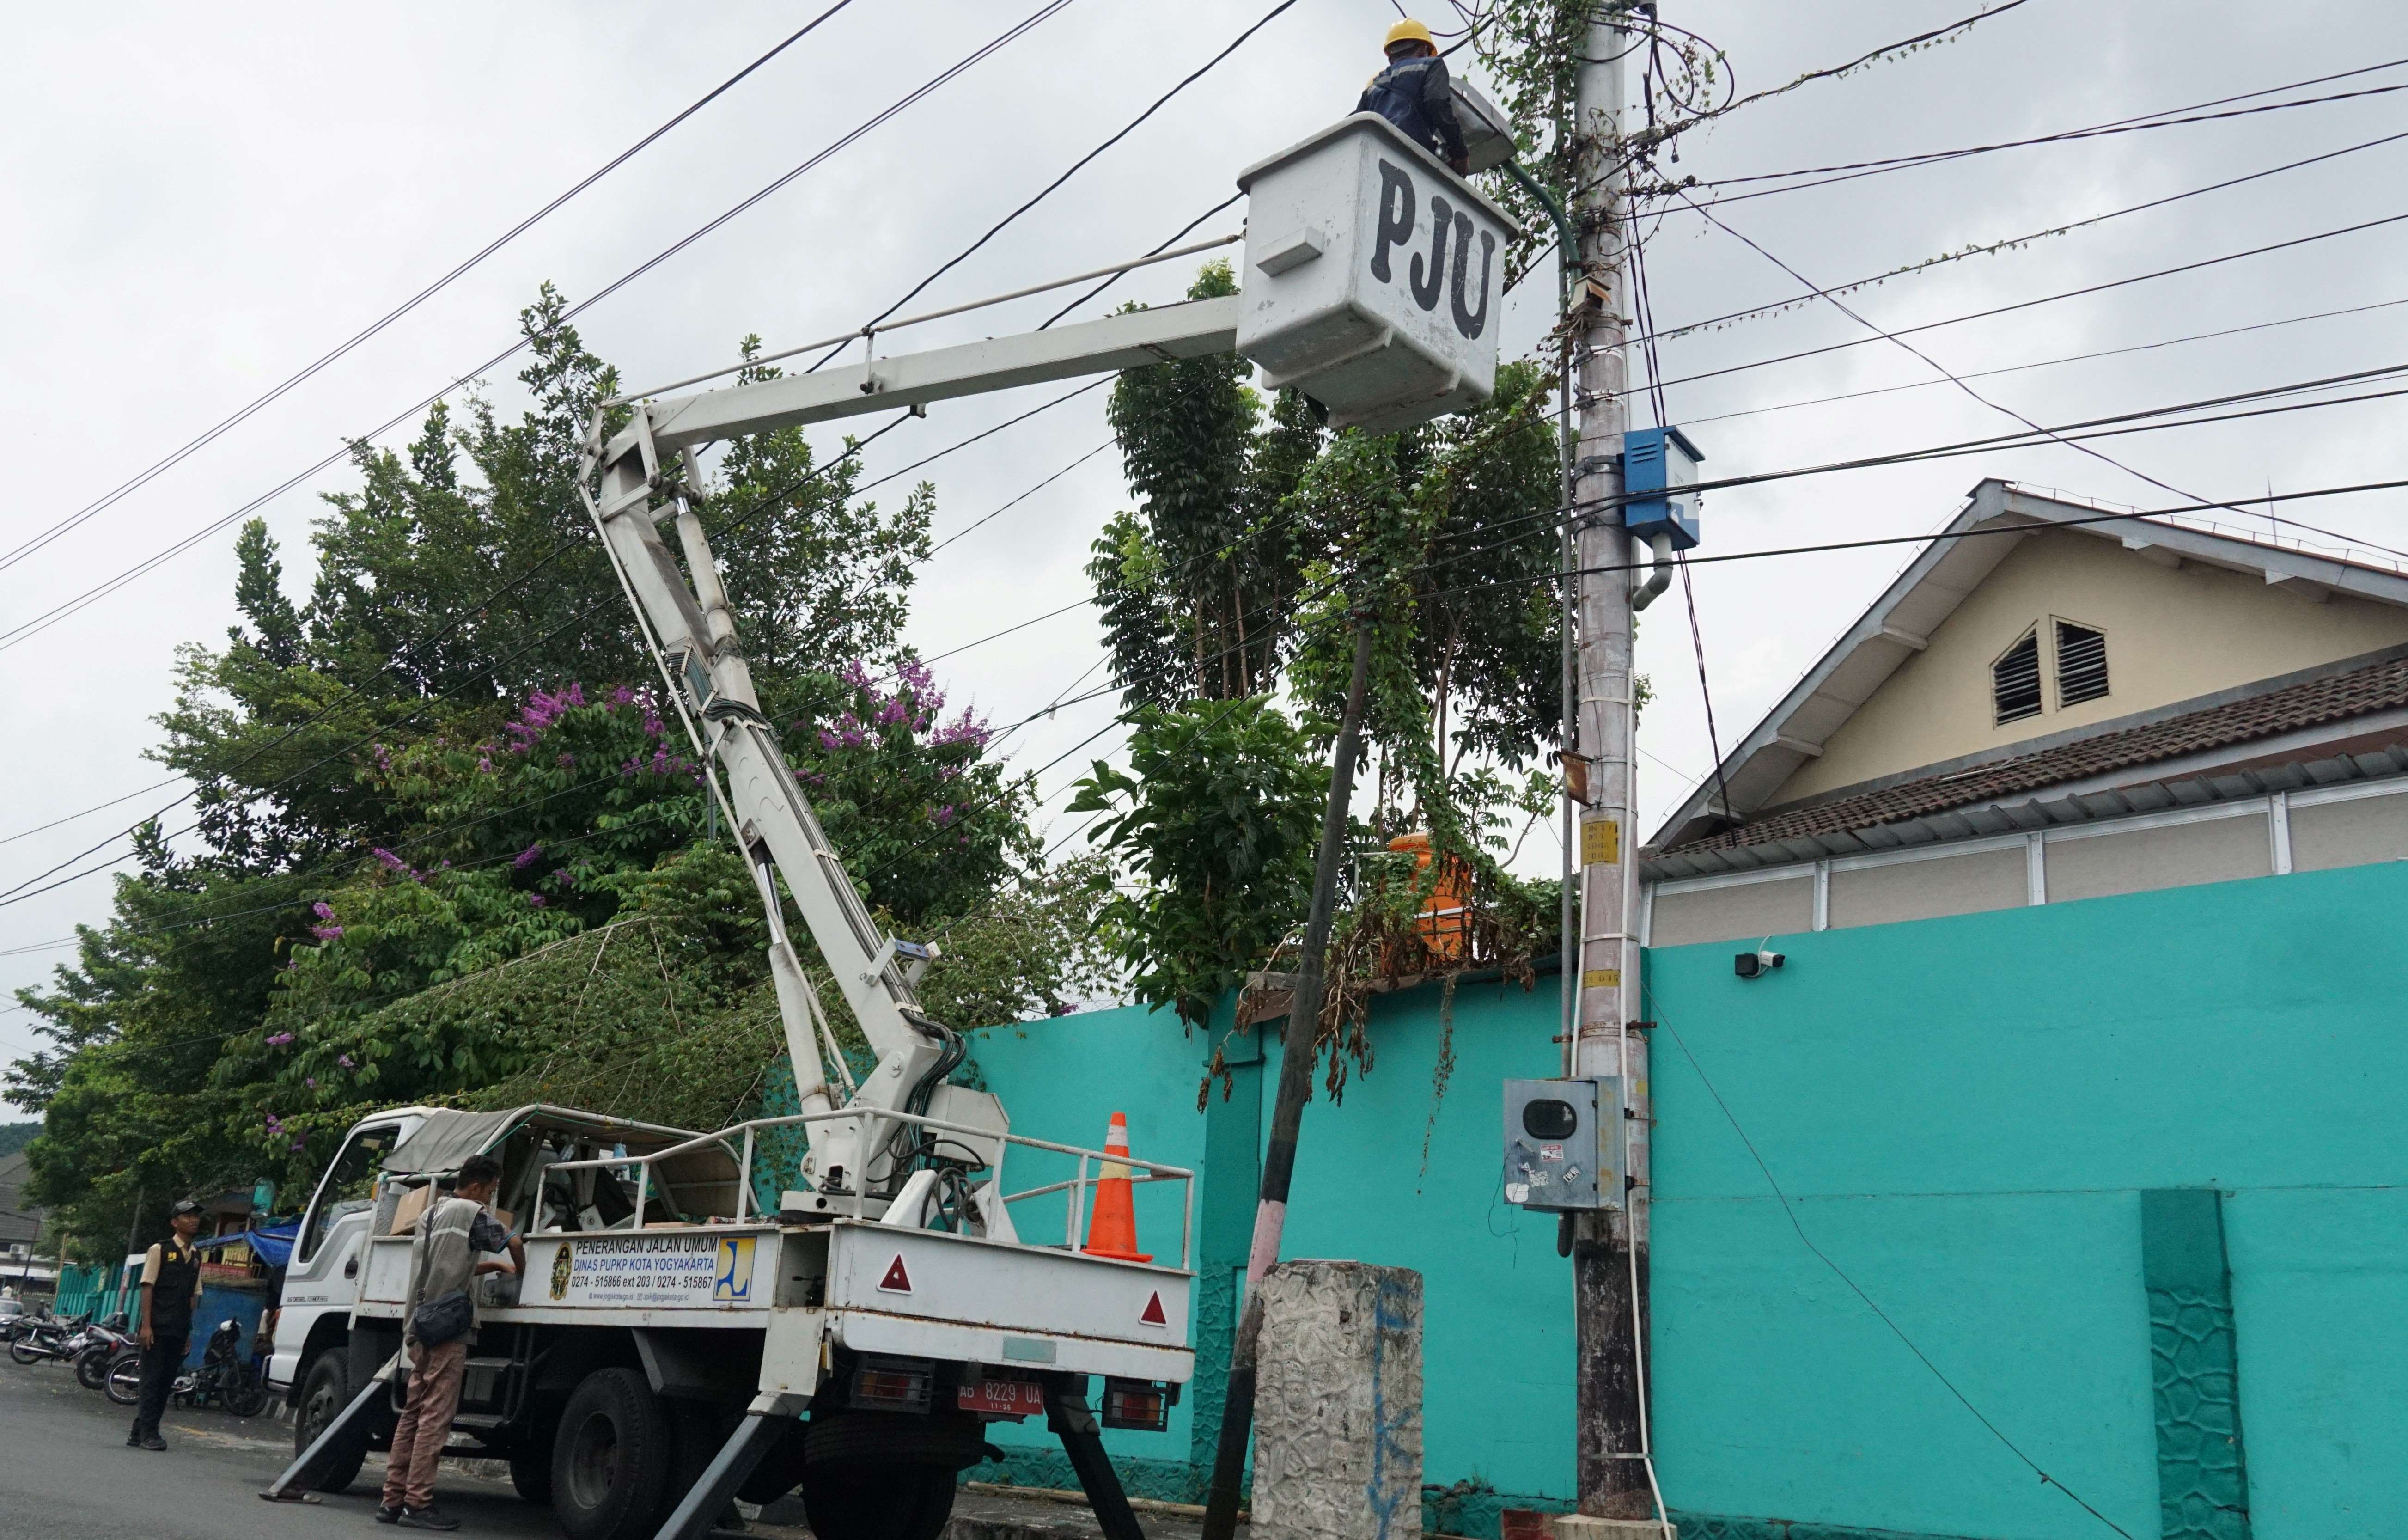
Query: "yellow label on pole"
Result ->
[[1580, 818, 1621, 865], [1581, 968, 1622, 989]]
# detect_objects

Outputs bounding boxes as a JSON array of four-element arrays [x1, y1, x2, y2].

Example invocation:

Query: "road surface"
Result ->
[[0, 1353, 553, 1539]]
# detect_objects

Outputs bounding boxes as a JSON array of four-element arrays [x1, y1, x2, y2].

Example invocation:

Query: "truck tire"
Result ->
[[803, 1465, 957, 1540], [550, 1368, 673, 1540], [510, 1445, 554, 1505], [294, 1351, 371, 1493]]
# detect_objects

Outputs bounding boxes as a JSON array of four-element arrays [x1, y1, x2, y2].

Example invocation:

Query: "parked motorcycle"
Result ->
[[74, 1314, 134, 1391], [6, 1310, 89, 1366], [106, 1319, 268, 1417]]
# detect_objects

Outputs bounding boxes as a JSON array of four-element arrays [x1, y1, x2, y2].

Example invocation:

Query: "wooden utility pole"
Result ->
[[1200, 623, 1377, 1540], [1567, 3, 1655, 1520]]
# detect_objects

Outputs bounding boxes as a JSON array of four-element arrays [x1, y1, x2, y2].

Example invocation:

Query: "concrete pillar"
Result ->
[[1252, 1260, 1423, 1540]]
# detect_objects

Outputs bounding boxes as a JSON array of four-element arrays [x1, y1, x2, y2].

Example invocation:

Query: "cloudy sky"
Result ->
[[4, 0, 2404, 1088]]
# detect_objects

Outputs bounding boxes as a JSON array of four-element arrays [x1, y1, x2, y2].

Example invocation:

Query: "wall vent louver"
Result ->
[[1993, 627, 2042, 724], [2056, 619, 2109, 706]]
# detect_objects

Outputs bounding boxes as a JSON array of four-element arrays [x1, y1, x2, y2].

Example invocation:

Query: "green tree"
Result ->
[[1066, 697, 1329, 1027]]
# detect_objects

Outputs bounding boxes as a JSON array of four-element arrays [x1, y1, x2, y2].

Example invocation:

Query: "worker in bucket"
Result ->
[[1359, 18, 1470, 175], [379, 1154, 523, 1530]]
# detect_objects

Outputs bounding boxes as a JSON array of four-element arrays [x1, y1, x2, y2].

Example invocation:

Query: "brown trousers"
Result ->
[[380, 1338, 469, 1510]]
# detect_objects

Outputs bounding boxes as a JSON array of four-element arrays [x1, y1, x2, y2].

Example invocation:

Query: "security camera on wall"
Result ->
[[1734, 949, 1785, 979]]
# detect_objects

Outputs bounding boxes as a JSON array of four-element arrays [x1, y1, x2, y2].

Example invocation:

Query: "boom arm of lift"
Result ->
[[576, 296, 1240, 1216]]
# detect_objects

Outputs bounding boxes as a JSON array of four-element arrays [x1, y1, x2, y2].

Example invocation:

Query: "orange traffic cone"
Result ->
[[1081, 1112, 1153, 1263]]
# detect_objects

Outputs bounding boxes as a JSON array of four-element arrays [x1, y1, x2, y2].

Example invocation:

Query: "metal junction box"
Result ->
[[1620, 426, 1703, 550], [1501, 1077, 1623, 1212], [1236, 114, 1521, 434]]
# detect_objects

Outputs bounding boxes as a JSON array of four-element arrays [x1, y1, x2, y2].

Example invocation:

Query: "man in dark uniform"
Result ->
[[1359, 18, 1469, 174], [128, 1198, 206, 1450]]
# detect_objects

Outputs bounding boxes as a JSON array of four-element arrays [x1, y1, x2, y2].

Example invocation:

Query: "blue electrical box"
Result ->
[[1620, 425, 1703, 550]]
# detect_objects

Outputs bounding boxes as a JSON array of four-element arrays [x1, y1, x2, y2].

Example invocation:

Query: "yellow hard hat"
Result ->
[[1384, 18, 1435, 49]]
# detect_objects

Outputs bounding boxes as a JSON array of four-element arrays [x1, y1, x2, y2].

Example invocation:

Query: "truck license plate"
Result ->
[[959, 1379, 1047, 1420]]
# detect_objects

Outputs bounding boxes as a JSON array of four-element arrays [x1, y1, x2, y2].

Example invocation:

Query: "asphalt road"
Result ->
[[0, 1355, 554, 1540]]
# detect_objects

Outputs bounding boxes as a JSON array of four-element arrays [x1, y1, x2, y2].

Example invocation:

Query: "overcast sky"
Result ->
[[4, 0, 2404, 1091]]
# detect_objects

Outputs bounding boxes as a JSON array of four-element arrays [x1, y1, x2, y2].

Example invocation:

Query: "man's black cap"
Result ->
[[169, 1199, 203, 1218]]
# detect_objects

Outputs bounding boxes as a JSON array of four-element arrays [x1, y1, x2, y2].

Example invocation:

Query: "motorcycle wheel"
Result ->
[[225, 1368, 270, 1418], [106, 1351, 143, 1406], [9, 1337, 42, 1365], [76, 1344, 114, 1390]]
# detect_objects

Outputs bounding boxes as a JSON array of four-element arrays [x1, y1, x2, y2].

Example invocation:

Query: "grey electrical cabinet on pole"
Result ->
[[1502, 1078, 1625, 1212]]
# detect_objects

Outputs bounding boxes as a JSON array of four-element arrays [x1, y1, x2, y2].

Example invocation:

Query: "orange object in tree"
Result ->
[[1388, 832, 1472, 963], [1081, 1112, 1153, 1263]]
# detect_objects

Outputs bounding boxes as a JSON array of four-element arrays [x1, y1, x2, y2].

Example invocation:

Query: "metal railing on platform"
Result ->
[[542, 1108, 1195, 1270]]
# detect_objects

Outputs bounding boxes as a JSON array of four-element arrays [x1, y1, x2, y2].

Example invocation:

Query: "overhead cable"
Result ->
[[806, 0, 1303, 372], [1666, 69, 2408, 208], [1640, 124, 2408, 347], [0, 0, 862, 581], [1674, 295, 2408, 429], [0, 0, 1077, 656], [1640, 208, 2408, 397]]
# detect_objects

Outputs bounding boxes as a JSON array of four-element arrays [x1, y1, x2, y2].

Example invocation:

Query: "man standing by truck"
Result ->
[[379, 1155, 523, 1530], [126, 1198, 206, 1451]]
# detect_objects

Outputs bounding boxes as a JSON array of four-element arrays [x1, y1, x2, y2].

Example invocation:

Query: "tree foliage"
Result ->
[[7, 287, 1089, 1254]]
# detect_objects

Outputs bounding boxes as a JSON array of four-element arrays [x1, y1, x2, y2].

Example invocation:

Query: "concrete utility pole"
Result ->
[[1567, 2, 1653, 1521]]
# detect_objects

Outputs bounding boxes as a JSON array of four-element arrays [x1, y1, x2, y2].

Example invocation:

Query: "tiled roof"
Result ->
[[1657, 653, 2408, 858]]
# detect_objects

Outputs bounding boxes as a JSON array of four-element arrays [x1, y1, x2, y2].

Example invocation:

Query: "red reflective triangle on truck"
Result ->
[[879, 1255, 912, 1293], [1139, 1290, 1168, 1326]]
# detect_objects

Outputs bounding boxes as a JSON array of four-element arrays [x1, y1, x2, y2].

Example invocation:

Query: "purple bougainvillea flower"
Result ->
[[313, 901, 336, 921], [266, 1033, 295, 1047], [310, 923, 343, 942], [337, 1054, 355, 1069], [528, 893, 548, 908], [372, 847, 406, 871], [514, 843, 543, 869], [305, 1077, 317, 1089]]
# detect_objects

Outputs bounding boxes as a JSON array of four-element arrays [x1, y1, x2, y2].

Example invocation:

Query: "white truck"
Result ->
[[262, 114, 1513, 1540], [269, 1100, 1195, 1540]]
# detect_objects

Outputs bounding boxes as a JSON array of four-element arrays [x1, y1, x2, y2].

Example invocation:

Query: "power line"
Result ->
[[1672, 294, 2408, 430], [0, 0, 1078, 657], [1639, 207, 2408, 397], [806, 0, 1301, 373], [1667, 70, 2408, 208], [1639, 123, 2408, 348], [1672, 189, 2405, 562], [0, 0, 862, 581], [1040, 194, 1246, 329]]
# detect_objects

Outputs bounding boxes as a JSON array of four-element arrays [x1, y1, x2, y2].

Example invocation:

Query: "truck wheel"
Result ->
[[510, 1445, 554, 1505], [550, 1368, 672, 1540], [294, 1351, 370, 1493], [803, 1465, 957, 1540]]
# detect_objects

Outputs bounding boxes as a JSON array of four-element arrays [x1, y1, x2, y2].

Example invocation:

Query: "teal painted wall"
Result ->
[[922, 859, 2408, 1538], [1645, 860, 2408, 1540]]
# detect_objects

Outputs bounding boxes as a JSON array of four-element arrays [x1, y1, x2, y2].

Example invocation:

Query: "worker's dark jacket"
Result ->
[[1358, 54, 1468, 165], [146, 1235, 201, 1340]]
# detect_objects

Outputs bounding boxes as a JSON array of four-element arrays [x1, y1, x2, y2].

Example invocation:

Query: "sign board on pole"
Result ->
[[1235, 114, 1521, 434]]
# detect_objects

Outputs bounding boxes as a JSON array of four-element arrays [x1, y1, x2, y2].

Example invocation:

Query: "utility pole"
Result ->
[[1567, 3, 1654, 1522], [1200, 623, 1377, 1540]]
